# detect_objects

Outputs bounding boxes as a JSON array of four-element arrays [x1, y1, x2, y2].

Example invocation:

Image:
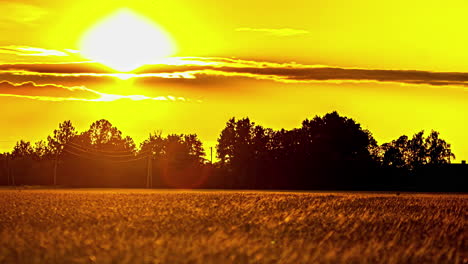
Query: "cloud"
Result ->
[[0, 2, 47, 25], [199, 66, 468, 87], [0, 71, 120, 88], [2, 57, 468, 89], [236, 27, 310, 37], [0, 81, 189, 102], [137, 58, 468, 88], [0, 46, 70, 57], [0, 61, 112, 74], [0, 81, 100, 101]]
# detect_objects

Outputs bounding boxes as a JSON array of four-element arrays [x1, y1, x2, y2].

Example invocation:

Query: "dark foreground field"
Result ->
[[0, 189, 466, 264]]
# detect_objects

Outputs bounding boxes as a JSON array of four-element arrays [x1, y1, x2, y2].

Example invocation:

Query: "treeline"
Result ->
[[215, 112, 464, 191], [0, 112, 466, 191]]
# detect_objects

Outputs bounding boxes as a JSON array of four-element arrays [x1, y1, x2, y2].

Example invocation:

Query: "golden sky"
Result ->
[[0, 0, 467, 161]]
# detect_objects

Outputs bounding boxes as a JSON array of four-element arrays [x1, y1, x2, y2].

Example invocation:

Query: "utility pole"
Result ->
[[149, 156, 153, 188], [6, 155, 10, 186], [53, 152, 58, 187], [9, 156, 14, 186], [210, 147, 213, 164], [146, 155, 152, 188]]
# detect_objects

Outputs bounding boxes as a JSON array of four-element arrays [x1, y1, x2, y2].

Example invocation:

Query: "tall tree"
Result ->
[[140, 131, 165, 158], [381, 135, 409, 169], [380, 130, 455, 169], [300, 111, 375, 162], [407, 131, 427, 168], [11, 140, 34, 158], [79, 119, 136, 153], [216, 118, 237, 164], [47, 120, 77, 156], [217, 117, 271, 164], [33, 140, 50, 160], [141, 133, 205, 164], [182, 134, 205, 164], [425, 130, 455, 165], [216, 117, 274, 187]]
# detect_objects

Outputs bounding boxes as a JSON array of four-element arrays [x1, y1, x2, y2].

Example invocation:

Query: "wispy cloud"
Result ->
[[135, 58, 468, 88], [0, 81, 100, 101], [0, 46, 73, 57], [0, 61, 111, 74], [236, 27, 310, 37], [2, 57, 468, 90], [0, 2, 47, 25], [0, 81, 189, 102]]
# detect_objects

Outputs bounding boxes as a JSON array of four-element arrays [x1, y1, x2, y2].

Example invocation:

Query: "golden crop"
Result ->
[[0, 189, 466, 263]]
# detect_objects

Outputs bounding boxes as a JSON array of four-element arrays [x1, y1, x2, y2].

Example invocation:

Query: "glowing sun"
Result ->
[[79, 9, 176, 72]]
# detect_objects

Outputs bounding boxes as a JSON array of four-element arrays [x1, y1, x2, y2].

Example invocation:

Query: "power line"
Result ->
[[67, 141, 131, 154], [65, 144, 139, 158], [110, 155, 149, 163], [63, 148, 149, 163], [67, 141, 140, 154], [63, 147, 148, 161], [64, 142, 149, 158]]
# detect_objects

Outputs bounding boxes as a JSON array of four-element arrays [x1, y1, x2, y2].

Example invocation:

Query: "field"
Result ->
[[0, 189, 466, 264]]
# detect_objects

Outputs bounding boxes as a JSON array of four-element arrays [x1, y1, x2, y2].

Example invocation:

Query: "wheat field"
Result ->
[[0, 189, 466, 264]]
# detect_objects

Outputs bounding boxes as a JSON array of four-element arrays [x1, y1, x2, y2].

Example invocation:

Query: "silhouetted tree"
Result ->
[[381, 135, 409, 169], [11, 140, 34, 158], [217, 117, 245, 165], [0, 114, 462, 191], [181, 134, 205, 164], [87, 119, 135, 152], [33, 140, 50, 160], [425, 130, 455, 165], [216, 112, 378, 189], [45, 120, 78, 159], [380, 130, 454, 169], [140, 132, 206, 188], [163, 135, 198, 165], [56, 120, 139, 187], [216, 117, 273, 188], [140, 131, 165, 158], [299, 112, 375, 162], [70, 119, 136, 153], [407, 131, 427, 169], [296, 112, 377, 188], [141, 133, 205, 164], [217, 118, 273, 164]]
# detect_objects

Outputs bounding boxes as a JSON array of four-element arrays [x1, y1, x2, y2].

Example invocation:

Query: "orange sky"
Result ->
[[0, 0, 467, 161]]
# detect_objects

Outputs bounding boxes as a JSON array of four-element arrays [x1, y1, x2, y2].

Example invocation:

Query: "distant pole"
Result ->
[[6, 156, 10, 186], [53, 153, 58, 186], [210, 147, 213, 164], [10, 156, 15, 186], [149, 156, 153, 188], [146, 155, 152, 188]]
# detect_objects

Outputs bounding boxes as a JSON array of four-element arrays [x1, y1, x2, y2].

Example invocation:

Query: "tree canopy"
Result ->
[[380, 130, 455, 169], [0, 113, 462, 191]]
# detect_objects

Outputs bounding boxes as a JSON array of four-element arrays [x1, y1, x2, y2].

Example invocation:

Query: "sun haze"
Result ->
[[79, 8, 177, 72], [0, 0, 467, 161]]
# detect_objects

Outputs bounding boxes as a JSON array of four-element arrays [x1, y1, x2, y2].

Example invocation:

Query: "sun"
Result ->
[[79, 9, 176, 72]]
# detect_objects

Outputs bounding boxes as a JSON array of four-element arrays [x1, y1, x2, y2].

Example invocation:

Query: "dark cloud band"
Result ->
[[2, 58, 468, 88]]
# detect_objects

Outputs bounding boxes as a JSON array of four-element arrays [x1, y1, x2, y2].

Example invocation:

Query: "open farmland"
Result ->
[[0, 189, 466, 264]]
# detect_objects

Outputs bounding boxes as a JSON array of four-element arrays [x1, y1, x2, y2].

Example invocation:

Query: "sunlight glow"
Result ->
[[79, 9, 176, 72]]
